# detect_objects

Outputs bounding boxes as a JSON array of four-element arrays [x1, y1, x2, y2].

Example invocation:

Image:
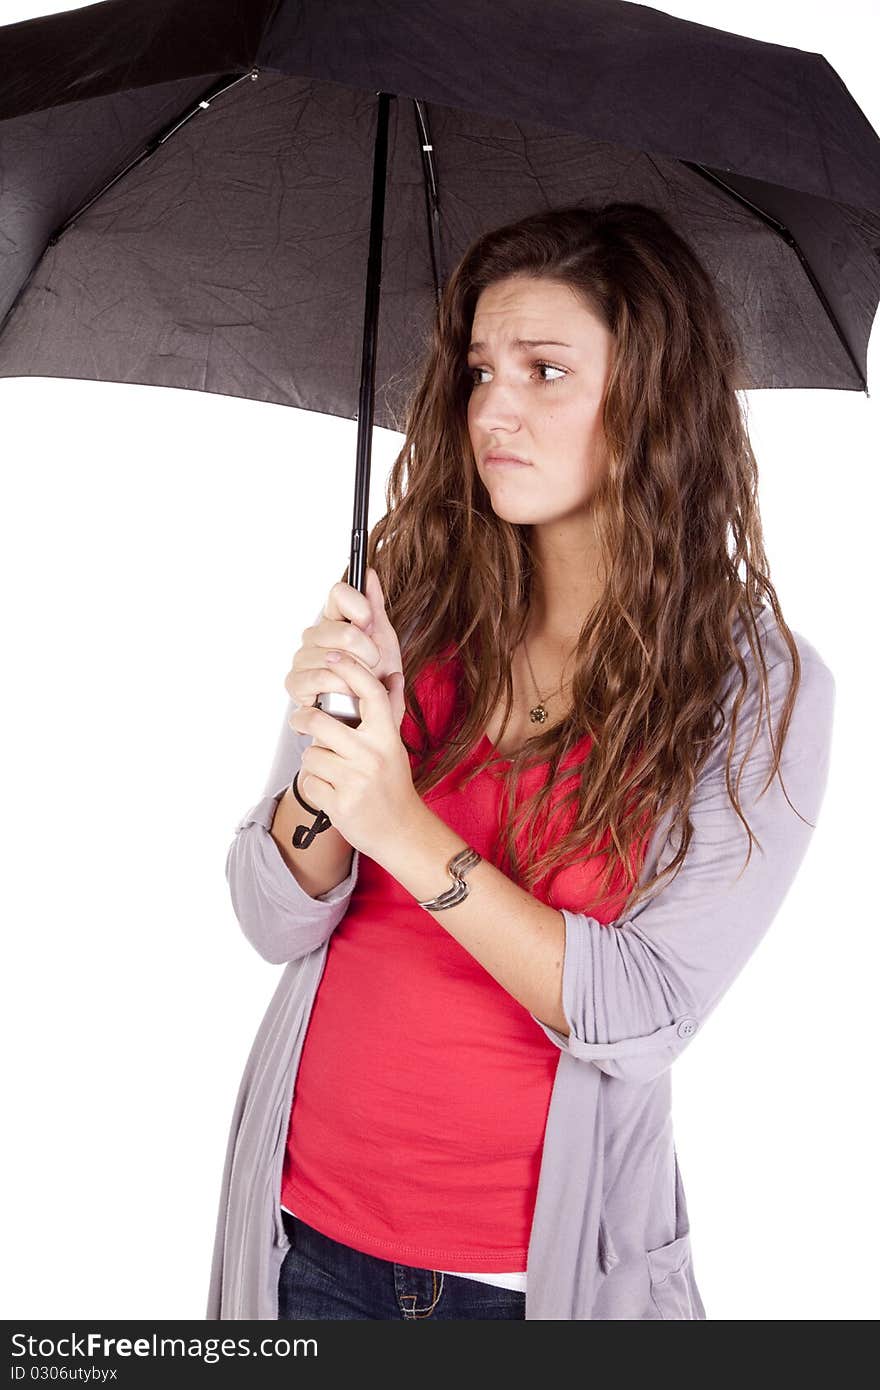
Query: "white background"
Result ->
[[1, 0, 877, 1321]]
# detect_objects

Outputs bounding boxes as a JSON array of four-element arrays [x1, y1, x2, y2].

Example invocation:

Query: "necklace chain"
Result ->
[[522, 638, 573, 725]]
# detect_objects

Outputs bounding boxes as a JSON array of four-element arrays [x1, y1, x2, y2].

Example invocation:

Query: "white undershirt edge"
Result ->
[[280, 1205, 527, 1292]]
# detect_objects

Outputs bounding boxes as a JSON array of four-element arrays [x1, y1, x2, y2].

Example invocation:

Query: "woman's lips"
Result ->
[[485, 457, 531, 467]]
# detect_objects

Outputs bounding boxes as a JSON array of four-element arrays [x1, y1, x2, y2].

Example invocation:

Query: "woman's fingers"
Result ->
[[285, 568, 389, 713], [285, 661, 356, 709], [316, 617, 382, 670], [325, 576, 375, 631]]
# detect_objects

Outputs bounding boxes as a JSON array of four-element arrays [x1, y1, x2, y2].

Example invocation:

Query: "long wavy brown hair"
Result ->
[[340, 201, 809, 917]]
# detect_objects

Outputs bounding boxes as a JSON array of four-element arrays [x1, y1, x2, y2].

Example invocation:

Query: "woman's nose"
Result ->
[[471, 380, 522, 429]]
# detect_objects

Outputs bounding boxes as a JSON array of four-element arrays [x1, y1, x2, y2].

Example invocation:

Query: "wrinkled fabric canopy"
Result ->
[[1, 0, 879, 428]]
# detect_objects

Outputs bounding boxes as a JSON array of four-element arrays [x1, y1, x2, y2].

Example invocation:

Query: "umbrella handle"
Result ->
[[315, 689, 361, 727], [290, 689, 361, 846]]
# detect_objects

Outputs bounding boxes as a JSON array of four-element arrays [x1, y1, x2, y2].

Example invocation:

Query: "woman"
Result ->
[[206, 202, 835, 1320]]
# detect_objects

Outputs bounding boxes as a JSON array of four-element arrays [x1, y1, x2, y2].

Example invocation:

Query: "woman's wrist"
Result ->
[[269, 786, 354, 898]]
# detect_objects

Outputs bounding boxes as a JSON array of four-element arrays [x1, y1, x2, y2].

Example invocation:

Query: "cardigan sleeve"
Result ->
[[225, 605, 360, 964], [529, 632, 836, 1083]]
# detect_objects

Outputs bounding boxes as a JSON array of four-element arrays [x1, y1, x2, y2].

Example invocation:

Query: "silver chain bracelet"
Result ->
[[416, 846, 483, 910]]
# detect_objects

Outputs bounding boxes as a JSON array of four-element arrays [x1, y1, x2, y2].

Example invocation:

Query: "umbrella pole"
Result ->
[[317, 91, 393, 730], [349, 89, 393, 600]]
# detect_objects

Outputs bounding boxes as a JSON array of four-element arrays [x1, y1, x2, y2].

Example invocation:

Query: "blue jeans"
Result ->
[[278, 1209, 526, 1320]]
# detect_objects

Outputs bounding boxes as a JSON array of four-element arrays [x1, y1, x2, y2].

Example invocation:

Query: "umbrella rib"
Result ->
[[412, 99, 444, 307], [47, 69, 261, 249], [680, 160, 867, 394], [0, 69, 261, 346]]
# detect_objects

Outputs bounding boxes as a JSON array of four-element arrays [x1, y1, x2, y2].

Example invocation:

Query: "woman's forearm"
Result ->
[[269, 786, 354, 898]]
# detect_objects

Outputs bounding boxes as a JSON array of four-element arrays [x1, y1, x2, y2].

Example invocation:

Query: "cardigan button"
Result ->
[[677, 1018, 698, 1037]]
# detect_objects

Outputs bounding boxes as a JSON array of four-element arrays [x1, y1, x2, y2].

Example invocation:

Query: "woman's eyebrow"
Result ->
[[467, 338, 573, 353]]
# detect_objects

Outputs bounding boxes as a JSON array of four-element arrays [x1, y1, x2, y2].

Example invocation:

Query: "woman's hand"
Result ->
[[288, 647, 416, 860], [284, 566, 406, 729]]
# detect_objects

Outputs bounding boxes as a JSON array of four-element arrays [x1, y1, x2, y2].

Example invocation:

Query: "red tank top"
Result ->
[[280, 642, 651, 1271]]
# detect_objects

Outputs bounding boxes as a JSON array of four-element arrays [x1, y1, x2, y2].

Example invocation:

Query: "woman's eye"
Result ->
[[468, 361, 566, 387], [535, 362, 566, 385]]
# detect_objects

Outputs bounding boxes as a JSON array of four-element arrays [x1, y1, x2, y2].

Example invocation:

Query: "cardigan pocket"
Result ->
[[645, 1231, 697, 1319]]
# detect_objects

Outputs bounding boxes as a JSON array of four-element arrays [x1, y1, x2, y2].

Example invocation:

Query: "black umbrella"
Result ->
[[1, 0, 879, 731]]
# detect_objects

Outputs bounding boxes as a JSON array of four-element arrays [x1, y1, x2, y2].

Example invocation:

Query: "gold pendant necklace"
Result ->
[[523, 640, 571, 724]]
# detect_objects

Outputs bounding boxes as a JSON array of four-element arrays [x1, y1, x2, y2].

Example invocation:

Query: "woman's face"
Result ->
[[466, 275, 615, 528]]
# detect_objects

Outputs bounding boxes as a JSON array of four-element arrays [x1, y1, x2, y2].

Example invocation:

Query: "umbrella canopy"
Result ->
[[1, 0, 879, 437]]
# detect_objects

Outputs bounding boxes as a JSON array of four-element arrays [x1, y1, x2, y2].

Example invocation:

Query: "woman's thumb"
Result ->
[[366, 566, 386, 610], [360, 567, 382, 635], [389, 668, 406, 728]]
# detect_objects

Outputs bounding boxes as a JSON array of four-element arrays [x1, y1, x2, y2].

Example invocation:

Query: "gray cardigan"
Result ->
[[206, 602, 835, 1319]]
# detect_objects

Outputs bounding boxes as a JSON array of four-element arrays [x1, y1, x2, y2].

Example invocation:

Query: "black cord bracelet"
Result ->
[[290, 771, 332, 850]]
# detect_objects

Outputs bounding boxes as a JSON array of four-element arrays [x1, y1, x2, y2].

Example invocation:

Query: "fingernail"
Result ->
[[326, 650, 341, 662]]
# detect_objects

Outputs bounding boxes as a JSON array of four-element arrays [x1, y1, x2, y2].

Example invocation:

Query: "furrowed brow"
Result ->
[[467, 338, 572, 354]]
